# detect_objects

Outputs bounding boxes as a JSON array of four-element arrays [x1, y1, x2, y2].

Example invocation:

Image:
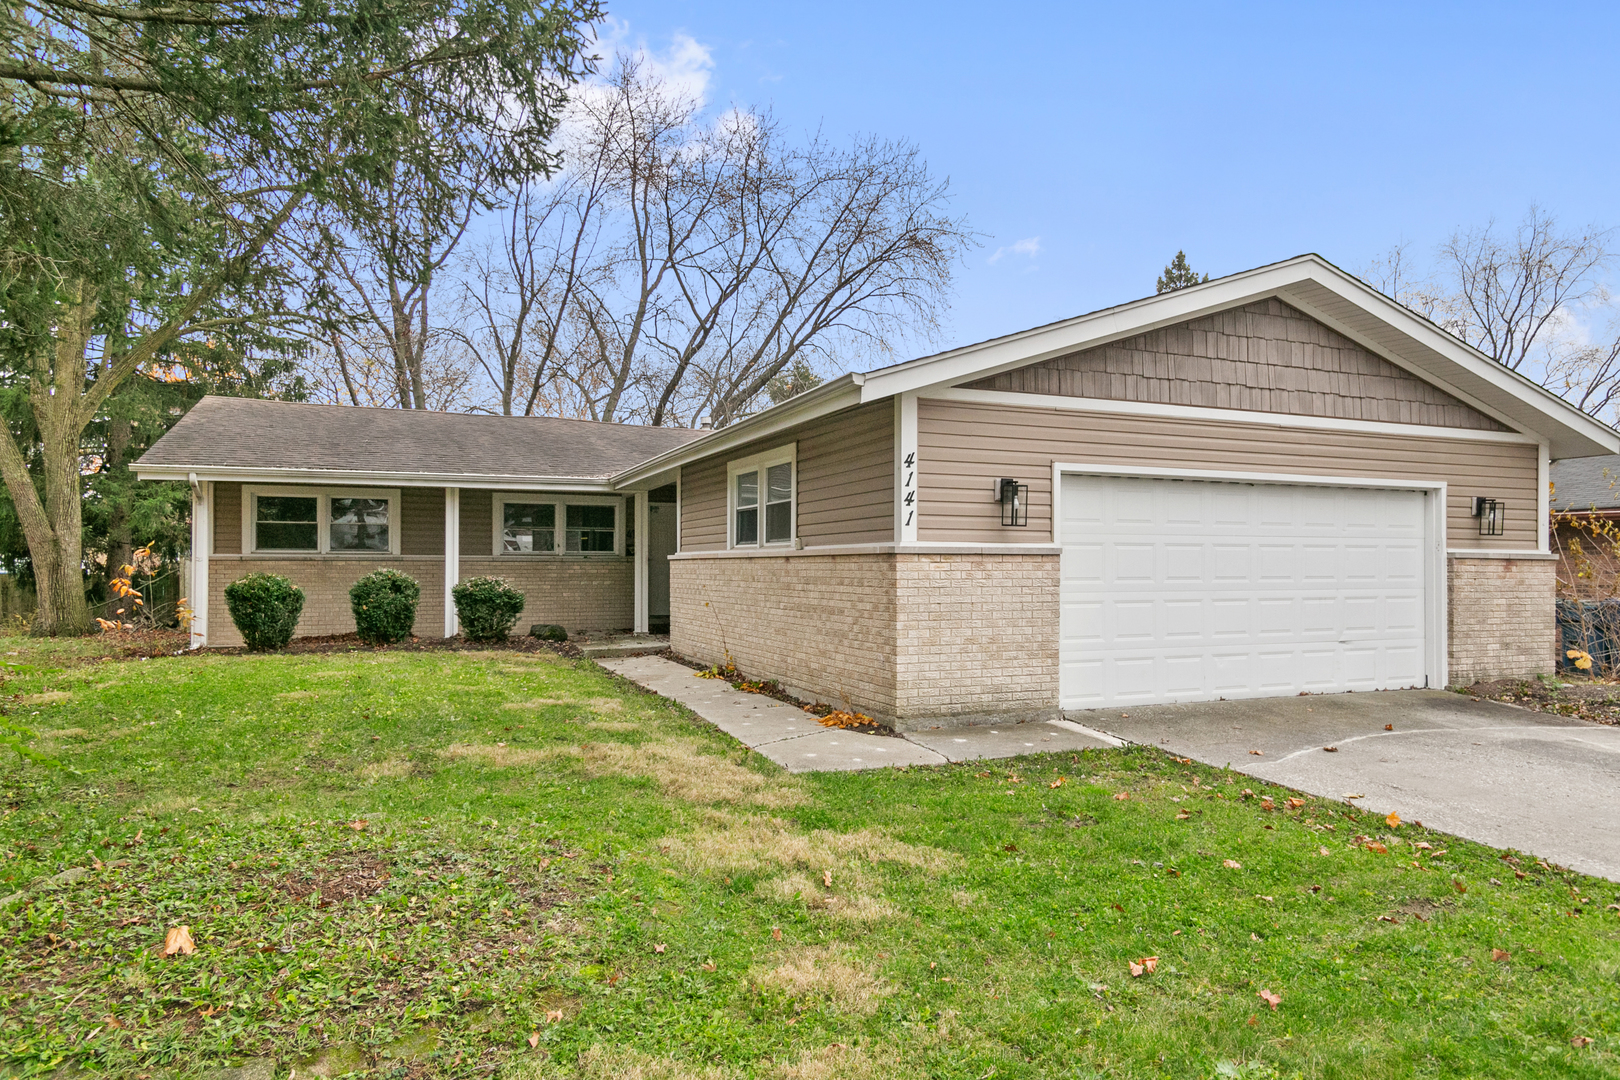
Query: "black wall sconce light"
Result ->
[[997, 478, 1028, 527], [1472, 496, 1504, 536]]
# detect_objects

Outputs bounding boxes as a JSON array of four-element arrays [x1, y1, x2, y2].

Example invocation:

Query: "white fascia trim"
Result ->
[[137, 465, 617, 493], [669, 541, 1062, 560], [931, 387, 1543, 445], [610, 375, 865, 488], [1051, 460, 1449, 692]]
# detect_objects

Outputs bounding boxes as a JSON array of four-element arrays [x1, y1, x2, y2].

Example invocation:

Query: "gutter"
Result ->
[[136, 465, 621, 493]]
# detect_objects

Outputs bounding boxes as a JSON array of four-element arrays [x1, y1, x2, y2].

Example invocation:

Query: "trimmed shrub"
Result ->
[[223, 572, 305, 651], [350, 569, 421, 645], [529, 623, 567, 642], [452, 576, 526, 642]]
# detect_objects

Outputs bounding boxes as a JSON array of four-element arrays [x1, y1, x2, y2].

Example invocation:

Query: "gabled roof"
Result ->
[[135, 396, 704, 488], [614, 253, 1620, 485], [1551, 454, 1620, 511]]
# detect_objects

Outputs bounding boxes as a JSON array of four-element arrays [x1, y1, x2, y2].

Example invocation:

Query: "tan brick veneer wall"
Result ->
[[457, 558, 634, 633], [670, 552, 1060, 728], [207, 556, 446, 647], [1447, 556, 1555, 683]]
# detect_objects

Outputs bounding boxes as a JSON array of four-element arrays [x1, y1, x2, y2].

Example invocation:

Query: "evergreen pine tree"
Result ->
[[1156, 251, 1210, 293]]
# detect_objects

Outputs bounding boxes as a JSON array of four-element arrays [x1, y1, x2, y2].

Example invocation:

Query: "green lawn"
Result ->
[[1, 639, 1617, 1079]]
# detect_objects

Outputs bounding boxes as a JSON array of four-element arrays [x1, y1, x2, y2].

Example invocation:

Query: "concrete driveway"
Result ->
[[1077, 690, 1620, 881]]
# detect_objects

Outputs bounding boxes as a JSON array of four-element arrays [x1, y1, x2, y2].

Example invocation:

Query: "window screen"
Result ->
[[329, 497, 390, 552], [255, 496, 318, 551], [764, 462, 792, 543], [503, 502, 555, 553], [734, 471, 758, 545], [566, 504, 616, 552]]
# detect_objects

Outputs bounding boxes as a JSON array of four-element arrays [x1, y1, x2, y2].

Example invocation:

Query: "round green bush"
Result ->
[[223, 572, 305, 651], [529, 623, 567, 642], [452, 576, 527, 642], [350, 569, 421, 645]]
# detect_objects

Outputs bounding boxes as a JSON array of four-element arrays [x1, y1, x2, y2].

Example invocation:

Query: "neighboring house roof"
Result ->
[[135, 396, 703, 488], [613, 253, 1620, 487], [1552, 454, 1620, 512]]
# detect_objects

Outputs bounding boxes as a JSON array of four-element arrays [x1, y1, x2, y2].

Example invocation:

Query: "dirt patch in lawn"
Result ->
[[273, 852, 393, 905], [1458, 677, 1620, 725]]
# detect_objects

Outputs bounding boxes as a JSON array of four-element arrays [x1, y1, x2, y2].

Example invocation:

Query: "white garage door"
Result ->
[[1059, 473, 1429, 709]]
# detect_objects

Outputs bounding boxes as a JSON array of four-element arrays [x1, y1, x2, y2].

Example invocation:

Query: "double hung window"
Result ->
[[728, 445, 795, 549], [245, 488, 400, 555], [493, 495, 622, 556]]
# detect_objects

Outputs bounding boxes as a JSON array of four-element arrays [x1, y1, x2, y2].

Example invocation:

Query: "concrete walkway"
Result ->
[[1081, 690, 1620, 882], [599, 655, 1115, 772]]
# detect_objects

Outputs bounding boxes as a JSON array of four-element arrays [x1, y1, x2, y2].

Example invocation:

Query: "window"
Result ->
[[727, 444, 795, 549], [255, 496, 318, 551], [492, 494, 623, 556], [503, 502, 555, 553], [244, 487, 400, 555], [567, 504, 616, 552]]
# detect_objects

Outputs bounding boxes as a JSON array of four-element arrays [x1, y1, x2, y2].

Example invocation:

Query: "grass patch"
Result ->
[[0, 638, 1617, 1077]]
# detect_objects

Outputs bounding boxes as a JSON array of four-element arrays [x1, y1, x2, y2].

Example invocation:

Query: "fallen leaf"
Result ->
[[1249, 750, 1264, 756], [771, 926, 783, 941], [1572, 1036, 1594, 1048], [1323, 746, 1338, 752], [1258, 988, 1282, 1010], [528, 1032, 540, 1048], [1128, 960, 1145, 977], [1246, 1014, 1259, 1027], [1319, 846, 1331, 856], [653, 943, 666, 954], [1492, 949, 1510, 961], [1415, 841, 1433, 851], [1141, 956, 1158, 973], [163, 926, 195, 957], [1453, 879, 1468, 894], [1377, 915, 1399, 924], [1241, 789, 1255, 799], [701, 960, 717, 972], [1111, 903, 1124, 912], [1365, 842, 1388, 854], [1176, 810, 1191, 820], [1113, 792, 1130, 801], [546, 1009, 564, 1022], [1260, 798, 1276, 811], [1286, 798, 1305, 809], [1223, 859, 1243, 869], [1384, 724, 1394, 731], [1255, 895, 1275, 903], [1049, 776, 1065, 788], [1385, 812, 1402, 828], [348, 820, 368, 831]]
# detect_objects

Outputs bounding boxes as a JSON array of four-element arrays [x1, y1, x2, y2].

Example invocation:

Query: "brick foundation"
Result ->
[[670, 551, 1060, 729], [1447, 556, 1556, 683], [207, 556, 447, 647], [457, 557, 633, 633]]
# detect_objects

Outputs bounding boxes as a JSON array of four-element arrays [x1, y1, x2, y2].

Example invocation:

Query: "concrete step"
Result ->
[[577, 635, 669, 659]]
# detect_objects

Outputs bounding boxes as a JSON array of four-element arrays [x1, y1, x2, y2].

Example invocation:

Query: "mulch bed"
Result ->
[[1457, 676, 1620, 725], [200, 632, 584, 660]]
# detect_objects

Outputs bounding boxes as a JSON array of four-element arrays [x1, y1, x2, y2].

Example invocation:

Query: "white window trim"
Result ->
[[727, 443, 797, 549], [242, 486, 402, 556], [491, 493, 626, 557]]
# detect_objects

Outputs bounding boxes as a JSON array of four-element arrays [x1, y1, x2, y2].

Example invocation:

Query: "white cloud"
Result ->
[[587, 18, 714, 105], [988, 236, 1041, 265]]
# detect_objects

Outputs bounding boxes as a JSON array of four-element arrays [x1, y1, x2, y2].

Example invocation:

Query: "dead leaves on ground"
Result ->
[[1257, 988, 1282, 1010], [1127, 955, 1158, 978], [162, 925, 195, 956]]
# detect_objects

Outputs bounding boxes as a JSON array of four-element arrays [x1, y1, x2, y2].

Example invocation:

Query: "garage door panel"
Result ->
[[1060, 474, 1430, 708]]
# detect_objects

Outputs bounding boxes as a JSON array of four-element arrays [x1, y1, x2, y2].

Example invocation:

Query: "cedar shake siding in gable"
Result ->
[[915, 399, 1539, 549], [962, 298, 1507, 432], [680, 401, 895, 552]]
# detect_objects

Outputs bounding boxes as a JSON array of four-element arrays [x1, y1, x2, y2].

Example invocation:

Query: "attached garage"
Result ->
[[1057, 470, 1442, 708]]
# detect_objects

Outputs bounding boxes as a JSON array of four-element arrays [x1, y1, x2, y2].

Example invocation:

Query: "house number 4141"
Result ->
[[902, 450, 916, 528]]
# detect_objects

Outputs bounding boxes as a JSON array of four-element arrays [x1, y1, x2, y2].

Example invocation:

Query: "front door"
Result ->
[[648, 502, 677, 625]]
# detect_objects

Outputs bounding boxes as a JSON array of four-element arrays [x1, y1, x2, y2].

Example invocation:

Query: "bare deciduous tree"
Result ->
[[463, 57, 973, 426]]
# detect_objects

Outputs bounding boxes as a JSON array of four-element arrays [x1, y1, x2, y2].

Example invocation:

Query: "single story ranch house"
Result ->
[[137, 254, 1620, 728]]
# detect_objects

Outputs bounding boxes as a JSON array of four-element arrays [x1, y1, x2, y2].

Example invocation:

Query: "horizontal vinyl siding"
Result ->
[[680, 402, 895, 551], [400, 487, 444, 556], [213, 482, 242, 554], [917, 399, 1539, 549]]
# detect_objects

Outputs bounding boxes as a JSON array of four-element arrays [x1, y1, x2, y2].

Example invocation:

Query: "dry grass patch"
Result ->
[[35, 727, 88, 739], [752, 873, 900, 924], [660, 813, 959, 877], [754, 947, 891, 1017], [358, 755, 415, 781], [20, 691, 71, 705], [501, 698, 574, 710], [768, 1044, 886, 1080], [442, 740, 803, 807], [587, 720, 644, 732], [573, 1045, 736, 1080], [275, 690, 317, 700]]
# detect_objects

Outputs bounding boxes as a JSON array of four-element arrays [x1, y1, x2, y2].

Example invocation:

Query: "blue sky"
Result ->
[[593, 0, 1619, 357]]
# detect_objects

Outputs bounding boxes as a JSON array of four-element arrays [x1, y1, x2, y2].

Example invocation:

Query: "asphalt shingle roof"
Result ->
[[1552, 454, 1620, 511], [136, 397, 704, 481]]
